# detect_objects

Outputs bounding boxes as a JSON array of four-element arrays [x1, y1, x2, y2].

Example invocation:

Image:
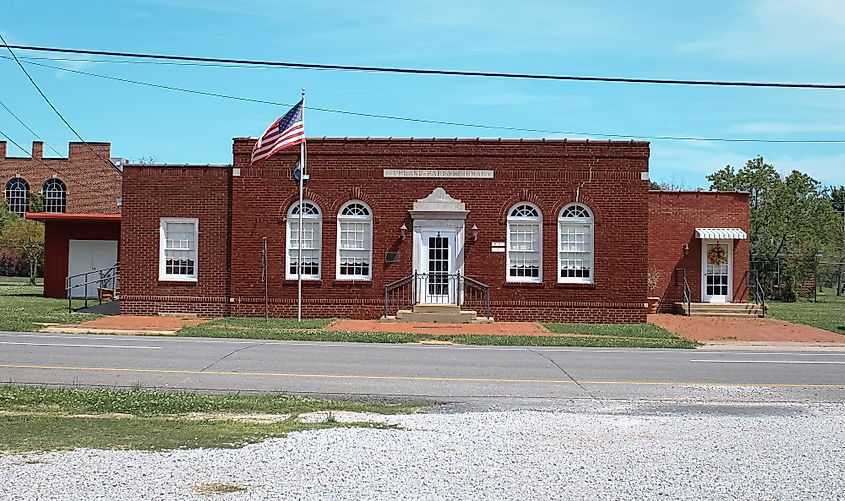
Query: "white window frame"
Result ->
[[5, 177, 30, 216], [158, 217, 199, 282], [42, 178, 67, 214], [557, 204, 594, 284], [336, 200, 373, 281], [506, 202, 543, 283], [286, 201, 322, 280]]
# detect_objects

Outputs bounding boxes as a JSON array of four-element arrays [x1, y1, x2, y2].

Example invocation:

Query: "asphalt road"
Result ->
[[1, 331, 844, 408]]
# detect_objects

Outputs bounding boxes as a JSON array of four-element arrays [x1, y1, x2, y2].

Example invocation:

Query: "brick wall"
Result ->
[[119, 165, 231, 316], [228, 138, 651, 323], [0, 141, 121, 214], [648, 191, 750, 311]]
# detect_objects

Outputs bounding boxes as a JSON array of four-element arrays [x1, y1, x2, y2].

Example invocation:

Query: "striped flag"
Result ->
[[251, 100, 305, 164]]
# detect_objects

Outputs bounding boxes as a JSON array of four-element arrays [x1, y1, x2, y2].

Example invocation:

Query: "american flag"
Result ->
[[251, 100, 305, 164]]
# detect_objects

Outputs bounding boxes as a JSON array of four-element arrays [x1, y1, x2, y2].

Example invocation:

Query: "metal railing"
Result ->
[[753, 270, 766, 318], [383, 272, 491, 318], [66, 263, 119, 312], [682, 270, 692, 317]]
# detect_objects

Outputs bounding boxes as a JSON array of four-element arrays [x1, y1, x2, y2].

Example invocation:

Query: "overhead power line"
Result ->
[[5, 43, 845, 90], [4, 55, 844, 145], [0, 36, 121, 173], [0, 98, 66, 158]]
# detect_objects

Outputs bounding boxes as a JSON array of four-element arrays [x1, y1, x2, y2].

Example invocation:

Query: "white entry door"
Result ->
[[418, 231, 457, 304], [701, 240, 732, 303], [68, 239, 118, 299]]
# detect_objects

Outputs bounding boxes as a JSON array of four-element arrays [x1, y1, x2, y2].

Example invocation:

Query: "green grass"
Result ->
[[543, 322, 677, 339], [180, 318, 697, 349], [767, 289, 845, 335], [0, 276, 42, 286], [0, 386, 413, 452], [0, 385, 415, 417], [0, 284, 101, 331]]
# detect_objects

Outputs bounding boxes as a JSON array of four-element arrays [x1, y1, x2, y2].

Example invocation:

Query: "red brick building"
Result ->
[[648, 191, 750, 312], [118, 137, 751, 323], [1, 141, 123, 298]]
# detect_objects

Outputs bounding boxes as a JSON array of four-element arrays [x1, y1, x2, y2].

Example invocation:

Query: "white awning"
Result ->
[[695, 228, 748, 240]]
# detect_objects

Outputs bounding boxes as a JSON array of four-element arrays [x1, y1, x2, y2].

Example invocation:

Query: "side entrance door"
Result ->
[[418, 231, 457, 304], [701, 240, 732, 303], [67, 239, 118, 299]]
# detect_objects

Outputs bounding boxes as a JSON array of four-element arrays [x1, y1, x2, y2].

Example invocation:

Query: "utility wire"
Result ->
[[0, 36, 121, 173], [4, 54, 845, 145], [0, 98, 66, 157], [5, 43, 845, 90]]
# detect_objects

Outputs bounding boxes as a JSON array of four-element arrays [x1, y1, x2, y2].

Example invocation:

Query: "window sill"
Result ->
[[555, 282, 596, 289], [502, 281, 545, 288], [158, 277, 198, 284]]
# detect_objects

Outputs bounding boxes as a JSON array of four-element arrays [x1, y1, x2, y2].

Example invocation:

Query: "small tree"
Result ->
[[0, 218, 45, 284]]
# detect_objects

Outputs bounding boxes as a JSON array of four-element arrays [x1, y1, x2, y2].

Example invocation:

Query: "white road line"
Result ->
[[0, 341, 161, 350], [691, 359, 845, 365]]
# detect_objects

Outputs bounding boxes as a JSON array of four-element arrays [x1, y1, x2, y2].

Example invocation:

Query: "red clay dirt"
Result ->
[[648, 314, 845, 343], [48, 315, 206, 334], [327, 319, 551, 336]]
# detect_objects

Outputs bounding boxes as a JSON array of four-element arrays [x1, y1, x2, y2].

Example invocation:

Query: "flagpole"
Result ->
[[297, 89, 306, 323]]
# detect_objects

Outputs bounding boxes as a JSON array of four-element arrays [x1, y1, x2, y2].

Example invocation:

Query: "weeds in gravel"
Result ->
[[193, 483, 249, 495], [0, 386, 416, 453]]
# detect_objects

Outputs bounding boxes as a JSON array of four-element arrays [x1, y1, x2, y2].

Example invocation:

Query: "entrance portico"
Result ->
[[409, 187, 468, 306]]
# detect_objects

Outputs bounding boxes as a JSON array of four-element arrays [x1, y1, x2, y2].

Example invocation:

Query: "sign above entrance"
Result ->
[[384, 169, 493, 179]]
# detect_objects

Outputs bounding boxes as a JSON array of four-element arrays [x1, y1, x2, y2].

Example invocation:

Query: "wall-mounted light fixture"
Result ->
[[471, 224, 479, 242], [682, 243, 690, 256], [400, 223, 408, 241]]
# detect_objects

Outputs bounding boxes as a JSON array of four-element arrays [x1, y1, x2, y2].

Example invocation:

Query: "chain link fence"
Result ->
[[752, 258, 845, 302]]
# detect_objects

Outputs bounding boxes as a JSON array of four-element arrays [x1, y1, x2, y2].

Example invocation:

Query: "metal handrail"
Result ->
[[66, 263, 119, 312], [754, 270, 766, 318], [682, 271, 692, 317], [383, 272, 491, 319]]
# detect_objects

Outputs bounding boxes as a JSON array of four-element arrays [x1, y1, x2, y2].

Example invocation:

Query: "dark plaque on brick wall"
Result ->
[[385, 252, 400, 263]]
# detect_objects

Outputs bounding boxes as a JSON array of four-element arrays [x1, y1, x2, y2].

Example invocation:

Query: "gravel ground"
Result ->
[[2, 403, 844, 500]]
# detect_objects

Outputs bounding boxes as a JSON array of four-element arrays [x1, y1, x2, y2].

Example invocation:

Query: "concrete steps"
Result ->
[[674, 302, 764, 318], [381, 304, 494, 324]]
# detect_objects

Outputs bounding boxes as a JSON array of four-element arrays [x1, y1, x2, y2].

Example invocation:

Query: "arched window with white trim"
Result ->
[[286, 201, 322, 280], [507, 202, 542, 282], [558, 203, 594, 283], [5, 178, 29, 216], [42, 178, 67, 213], [336, 201, 373, 280]]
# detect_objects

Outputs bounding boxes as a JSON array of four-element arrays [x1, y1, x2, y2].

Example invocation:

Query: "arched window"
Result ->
[[4, 178, 29, 216], [507, 203, 542, 282], [558, 204, 594, 283], [42, 178, 67, 213], [286, 201, 322, 280], [336, 201, 373, 280]]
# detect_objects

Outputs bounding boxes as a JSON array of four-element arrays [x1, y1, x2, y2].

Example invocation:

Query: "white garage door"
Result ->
[[67, 240, 118, 299]]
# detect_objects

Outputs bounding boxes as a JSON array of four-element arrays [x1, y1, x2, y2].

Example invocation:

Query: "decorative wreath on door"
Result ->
[[707, 244, 727, 265]]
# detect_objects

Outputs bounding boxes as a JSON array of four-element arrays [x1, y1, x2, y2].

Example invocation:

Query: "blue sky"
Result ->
[[2, 0, 844, 187]]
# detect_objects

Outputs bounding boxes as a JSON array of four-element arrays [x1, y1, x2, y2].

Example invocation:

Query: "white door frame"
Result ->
[[417, 230, 457, 304], [701, 239, 733, 303]]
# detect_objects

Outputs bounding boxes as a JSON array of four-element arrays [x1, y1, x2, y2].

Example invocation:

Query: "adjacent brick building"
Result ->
[[648, 191, 750, 312], [1, 141, 123, 298], [118, 137, 750, 323]]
